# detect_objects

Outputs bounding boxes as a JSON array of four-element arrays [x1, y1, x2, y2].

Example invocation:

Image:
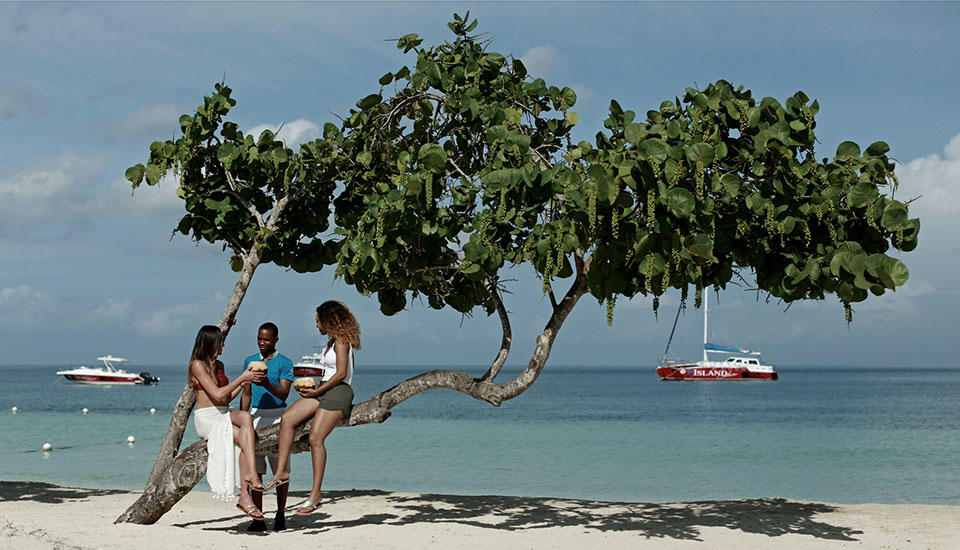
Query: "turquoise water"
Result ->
[[1, 364, 958, 504]]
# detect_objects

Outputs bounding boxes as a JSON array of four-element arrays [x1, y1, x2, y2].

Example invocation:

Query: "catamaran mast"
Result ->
[[703, 292, 709, 362], [660, 299, 684, 365]]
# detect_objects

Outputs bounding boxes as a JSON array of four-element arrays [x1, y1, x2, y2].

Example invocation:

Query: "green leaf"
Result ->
[[838, 282, 868, 303], [624, 123, 646, 145], [357, 151, 373, 166], [485, 125, 508, 143], [836, 141, 861, 158], [768, 121, 791, 144], [638, 138, 669, 163], [512, 59, 527, 79], [881, 257, 909, 286], [881, 201, 908, 231], [664, 188, 696, 218], [145, 164, 162, 185], [865, 141, 890, 157], [848, 183, 879, 209], [684, 143, 715, 165], [558, 87, 577, 110], [565, 112, 579, 126], [125, 164, 145, 185], [720, 174, 740, 197], [686, 234, 714, 261], [418, 144, 447, 173], [378, 73, 393, 86], [357, 94, 382, 110]]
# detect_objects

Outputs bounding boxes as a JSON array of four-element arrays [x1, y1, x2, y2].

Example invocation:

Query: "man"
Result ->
[[241, 322, 294, 532]]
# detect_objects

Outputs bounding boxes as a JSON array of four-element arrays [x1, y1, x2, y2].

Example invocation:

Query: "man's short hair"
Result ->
[[259, 322, 279, 338]]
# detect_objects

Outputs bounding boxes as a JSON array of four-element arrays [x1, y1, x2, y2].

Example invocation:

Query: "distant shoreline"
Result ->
[[1, 481, 957, 549]]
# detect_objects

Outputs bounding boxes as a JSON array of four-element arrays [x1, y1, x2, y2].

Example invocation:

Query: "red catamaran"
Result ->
[[656, 293, 778, 381]]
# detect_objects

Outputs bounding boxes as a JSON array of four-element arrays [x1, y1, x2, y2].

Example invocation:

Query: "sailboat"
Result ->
[[656, 293, 778, 381]]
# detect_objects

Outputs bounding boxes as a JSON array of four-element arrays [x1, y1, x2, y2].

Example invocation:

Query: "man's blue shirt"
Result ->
[[243, 352, 294, 409]]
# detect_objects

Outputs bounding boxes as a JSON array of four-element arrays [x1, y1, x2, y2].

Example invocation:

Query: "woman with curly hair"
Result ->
[[266, 301, 360, 515]]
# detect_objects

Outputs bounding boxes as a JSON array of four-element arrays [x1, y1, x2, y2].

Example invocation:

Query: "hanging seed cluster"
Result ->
[[669, 161, 682, 189], [695, 159, 705, 200], [588, 188, 598, 234], [497, 185, 509, 222]]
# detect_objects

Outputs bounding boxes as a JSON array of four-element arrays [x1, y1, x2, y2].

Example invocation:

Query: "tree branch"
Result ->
[[479, 277, 511, 382], [344, 250, 590, 425], [220, 171, 265, 229]]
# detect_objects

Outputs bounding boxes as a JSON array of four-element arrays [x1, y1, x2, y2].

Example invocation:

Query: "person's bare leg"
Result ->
[[299, 408, 342, 512], [271, 398, 318, 485], [229, 411, 263, 518], [231, 410, 262, 489], [277, 482, 289, 511], [273, 458, 289, 531]]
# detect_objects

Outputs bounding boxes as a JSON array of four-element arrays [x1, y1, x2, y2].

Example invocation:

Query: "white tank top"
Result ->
[[320, 339, 353, 385]]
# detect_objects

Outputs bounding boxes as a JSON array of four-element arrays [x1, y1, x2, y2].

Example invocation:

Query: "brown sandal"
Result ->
[[237, 502, 265, 519], [245, 477, 266, 492]]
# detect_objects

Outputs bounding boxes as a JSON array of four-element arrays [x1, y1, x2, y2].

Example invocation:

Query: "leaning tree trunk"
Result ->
[[115, 246, 261, 524], [116, 253, 591, 524]]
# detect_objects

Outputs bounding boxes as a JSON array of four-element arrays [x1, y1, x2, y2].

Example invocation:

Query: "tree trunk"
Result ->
[[116, 253, 591, 524], [114, 417, 311, 524], [115, 247, 261, 524]]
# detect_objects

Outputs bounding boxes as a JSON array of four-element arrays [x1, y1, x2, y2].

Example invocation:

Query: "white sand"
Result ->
[[1, 482, 957, 549]]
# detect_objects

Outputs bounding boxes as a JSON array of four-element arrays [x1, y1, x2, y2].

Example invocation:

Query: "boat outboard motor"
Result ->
[[138, 372, 160, 385]]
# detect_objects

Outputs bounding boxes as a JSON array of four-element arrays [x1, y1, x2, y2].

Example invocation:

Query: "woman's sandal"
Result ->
[[236, 502, 265, 520], [244, 477, 266, 493], [295, 499, 322, 516], [263, 476, 290, 491]]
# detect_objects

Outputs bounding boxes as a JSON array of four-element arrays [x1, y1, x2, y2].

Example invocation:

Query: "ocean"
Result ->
[[1, 364, 958, 505]]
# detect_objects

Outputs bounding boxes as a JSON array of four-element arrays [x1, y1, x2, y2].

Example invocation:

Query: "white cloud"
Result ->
[[0, 285, 55, 329], [520, 44, 567, 78], [0, 153, 105, 230], [137, 291, 227, 337], [246, 119, 321, 148], [0, 154, 184, 235], [138, 303, 203, 336], [89, 174, 184, 218], [568, 84, 596, 113], [104, 103, 182, 141], [91, 298, 131, 321], [897, 133, 960, 218]]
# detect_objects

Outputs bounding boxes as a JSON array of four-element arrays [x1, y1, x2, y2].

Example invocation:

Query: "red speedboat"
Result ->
[[57, 356, 159, 385]]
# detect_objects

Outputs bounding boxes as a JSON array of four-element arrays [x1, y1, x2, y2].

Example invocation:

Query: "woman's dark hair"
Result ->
[[188, 325, 223, 386], [316, 301, 361, 349]]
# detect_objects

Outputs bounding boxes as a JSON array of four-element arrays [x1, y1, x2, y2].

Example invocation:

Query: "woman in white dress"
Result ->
[[189, 325, 268, 519], [266, 301, 360, 515]]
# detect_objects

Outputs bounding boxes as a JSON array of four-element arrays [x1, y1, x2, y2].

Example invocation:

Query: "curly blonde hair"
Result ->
[[317, 301, 361, 349]]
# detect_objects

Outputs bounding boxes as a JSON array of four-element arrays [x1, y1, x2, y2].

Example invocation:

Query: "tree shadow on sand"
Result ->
[[0, 481, 126, 504], [283, 490, 862, 541]]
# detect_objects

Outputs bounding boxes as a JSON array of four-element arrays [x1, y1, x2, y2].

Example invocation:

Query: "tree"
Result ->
[[117, 13, 919, 524]]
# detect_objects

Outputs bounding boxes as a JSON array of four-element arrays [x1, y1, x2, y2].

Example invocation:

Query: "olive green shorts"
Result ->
[[314, 383, 354, 417]]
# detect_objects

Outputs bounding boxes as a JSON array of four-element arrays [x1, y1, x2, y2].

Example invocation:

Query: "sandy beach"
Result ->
[[0, 482, 956, 549]]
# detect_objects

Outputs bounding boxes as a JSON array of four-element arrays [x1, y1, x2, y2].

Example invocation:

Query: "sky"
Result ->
[[1, 2, 958, 369]]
